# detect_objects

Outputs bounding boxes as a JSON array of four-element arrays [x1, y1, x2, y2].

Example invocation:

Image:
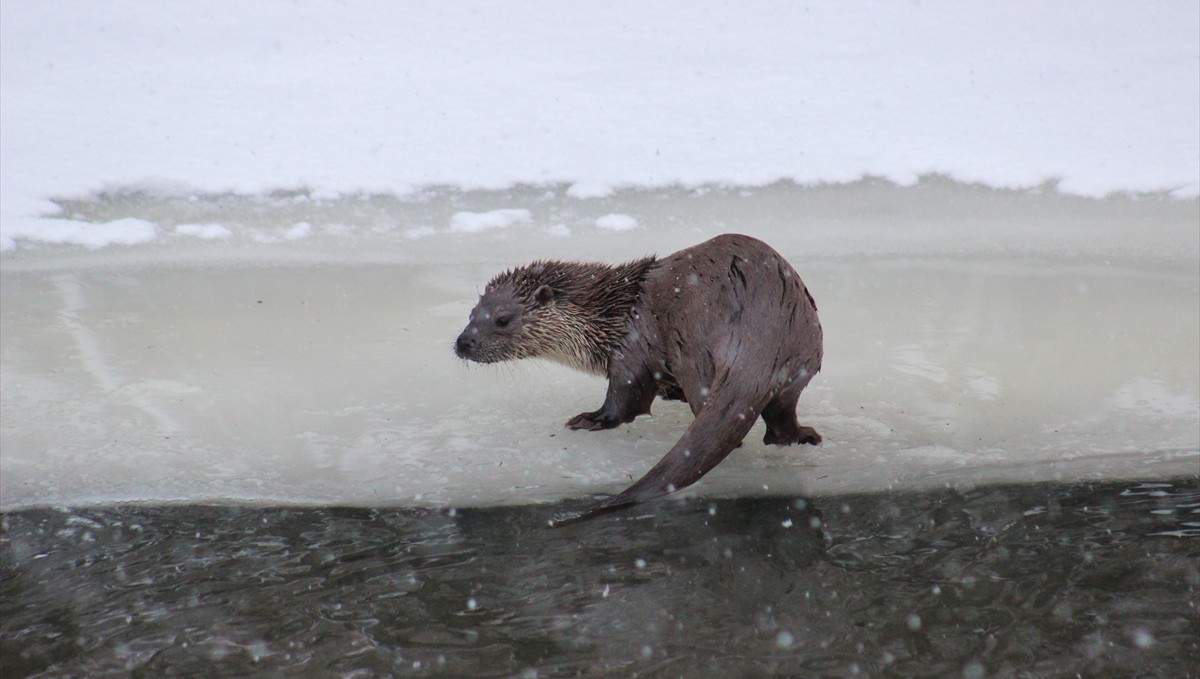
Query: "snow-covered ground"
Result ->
[[1, 2, 1197, 510]]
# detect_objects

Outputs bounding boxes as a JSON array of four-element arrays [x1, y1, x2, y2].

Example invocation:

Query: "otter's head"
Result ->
[[454, 282, 557, 365]]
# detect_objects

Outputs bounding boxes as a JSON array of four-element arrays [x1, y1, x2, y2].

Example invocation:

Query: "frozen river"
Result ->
[[3, 180, 1196, 511]]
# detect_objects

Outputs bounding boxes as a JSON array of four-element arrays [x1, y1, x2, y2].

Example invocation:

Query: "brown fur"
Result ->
[[457, 258, 656, 374], [455, 234, 823, 523]]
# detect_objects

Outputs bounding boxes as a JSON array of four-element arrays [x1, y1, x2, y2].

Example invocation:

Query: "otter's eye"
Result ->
[[495, 315, 513, 329]]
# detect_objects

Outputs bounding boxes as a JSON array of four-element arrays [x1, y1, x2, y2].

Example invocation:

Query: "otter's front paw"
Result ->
[[565, 411, 622, 431]]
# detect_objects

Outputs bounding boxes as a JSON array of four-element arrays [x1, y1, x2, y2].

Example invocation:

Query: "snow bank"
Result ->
[[2, 2, 1198, 251]]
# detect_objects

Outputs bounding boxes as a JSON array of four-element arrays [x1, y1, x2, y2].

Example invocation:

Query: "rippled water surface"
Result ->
[[3, 479, 1198, 678]]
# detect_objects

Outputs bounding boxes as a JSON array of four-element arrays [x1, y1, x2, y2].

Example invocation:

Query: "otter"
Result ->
[[454, 233, 822, 524]]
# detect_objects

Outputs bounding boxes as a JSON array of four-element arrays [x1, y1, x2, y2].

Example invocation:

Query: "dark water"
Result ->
[[2, 479, 1198, 678]]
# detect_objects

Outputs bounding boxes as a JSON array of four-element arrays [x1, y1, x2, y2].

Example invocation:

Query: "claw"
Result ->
[[565, 411, 620, 431]]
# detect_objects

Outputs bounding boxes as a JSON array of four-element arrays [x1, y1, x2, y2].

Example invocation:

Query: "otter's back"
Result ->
[[643, 233, 822, 388]]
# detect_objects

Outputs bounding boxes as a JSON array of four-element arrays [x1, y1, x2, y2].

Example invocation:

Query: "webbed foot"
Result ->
[[763, 425, 822, 446], [565, 411, 624, 431]]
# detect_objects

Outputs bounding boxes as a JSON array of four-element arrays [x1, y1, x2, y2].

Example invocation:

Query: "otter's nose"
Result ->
[[455, 334, 477, 356]]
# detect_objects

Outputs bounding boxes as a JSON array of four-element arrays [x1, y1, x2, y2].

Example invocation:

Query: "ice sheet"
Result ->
[[2, 182, 1196, 510]]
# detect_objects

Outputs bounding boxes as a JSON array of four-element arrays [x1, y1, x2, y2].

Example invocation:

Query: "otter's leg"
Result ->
[[566, 367, 657, 431], [761, 391, 821, 446]]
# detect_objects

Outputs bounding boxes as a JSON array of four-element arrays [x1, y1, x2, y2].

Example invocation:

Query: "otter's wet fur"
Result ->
[[456, 258, 656, 375], [455, 234, 823, 524]]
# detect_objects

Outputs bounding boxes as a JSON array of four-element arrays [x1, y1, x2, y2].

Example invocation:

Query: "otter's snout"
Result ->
[[455, 333, 478, 359]]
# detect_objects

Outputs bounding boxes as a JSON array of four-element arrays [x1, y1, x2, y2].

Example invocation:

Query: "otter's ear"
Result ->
[[533, 284, 556, 306]]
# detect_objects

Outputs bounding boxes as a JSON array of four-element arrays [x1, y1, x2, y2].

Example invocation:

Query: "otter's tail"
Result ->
[[550, 387, 759, 526]]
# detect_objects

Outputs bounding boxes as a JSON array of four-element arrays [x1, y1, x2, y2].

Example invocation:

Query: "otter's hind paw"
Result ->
[[764, 425, 822, 446], [796, 426, 822, 445]]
